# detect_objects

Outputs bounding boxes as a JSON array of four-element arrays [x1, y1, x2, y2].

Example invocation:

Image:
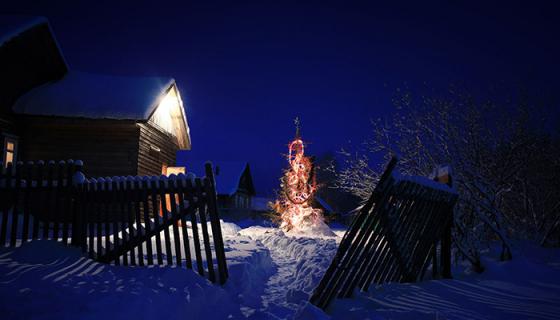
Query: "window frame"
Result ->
[[3, 135, 18, 168]]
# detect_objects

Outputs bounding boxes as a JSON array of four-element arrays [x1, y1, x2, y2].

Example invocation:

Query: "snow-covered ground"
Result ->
[[1, 220, 560, 319], [327, 241, 560, 320]]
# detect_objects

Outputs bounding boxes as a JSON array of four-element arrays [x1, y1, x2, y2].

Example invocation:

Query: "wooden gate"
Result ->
[[310, 157, 458, 310], [0, 160, 228, 284]]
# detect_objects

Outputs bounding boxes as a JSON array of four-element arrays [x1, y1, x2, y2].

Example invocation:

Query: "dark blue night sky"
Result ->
[[3, 1, 559, 196]]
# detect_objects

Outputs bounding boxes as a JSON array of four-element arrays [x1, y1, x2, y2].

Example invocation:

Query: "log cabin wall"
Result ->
[[18, 116, 140, 177], [137, 122, 179, 176]]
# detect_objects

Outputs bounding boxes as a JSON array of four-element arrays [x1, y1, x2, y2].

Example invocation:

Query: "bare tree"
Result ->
[[334, 87, 559, 270]]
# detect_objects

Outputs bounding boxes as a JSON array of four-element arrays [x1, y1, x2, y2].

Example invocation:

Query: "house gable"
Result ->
[[148, 84, 191, 150]]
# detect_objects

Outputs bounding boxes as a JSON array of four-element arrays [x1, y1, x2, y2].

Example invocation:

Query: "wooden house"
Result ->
[[189, 162, 256, 219], [0, 16, 191, 177], [0, 15, 68, 167], [13, 72, 191, 177]]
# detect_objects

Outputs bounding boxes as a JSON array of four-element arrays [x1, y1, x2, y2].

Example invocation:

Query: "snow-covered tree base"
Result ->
[[283, 218, 336, 237]]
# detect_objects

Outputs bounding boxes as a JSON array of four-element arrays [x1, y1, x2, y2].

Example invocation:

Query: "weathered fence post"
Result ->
[[0, 162, 14, 246], [10, 161, 23, 247], [21, 161, 34, 243], [71, 160, 86, 248], [205, 162, 229, 284], [435, 166, 453, 279]]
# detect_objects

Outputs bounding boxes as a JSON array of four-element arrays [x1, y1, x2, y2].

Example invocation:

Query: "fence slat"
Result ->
[[169, 175, 182, 267], [204, 163, 229, 283], [10, 162, 23, 247], [159, 176, 174, 266], [51, 161, 64, 241], [62, 160, 74, 245], [116, 178, 128, 266], [185, 178, 205, 276], [0, 162, 5, 246], [149, 178, 164, 265], [176, 175, 193, 269], [110, 178, 120, 266], [31, 161, 43, 240], [141, 178, 154, 265], [195, 178, 216, 283], [133, 179, 145, 266], [123, 178, 135, 265], [43, 162, 55, 240], [21, 162, 34, 243]]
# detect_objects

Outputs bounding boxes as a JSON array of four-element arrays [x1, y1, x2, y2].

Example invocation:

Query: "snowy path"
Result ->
[[238, 227, 340, 319], [260, 243, 301, 317]]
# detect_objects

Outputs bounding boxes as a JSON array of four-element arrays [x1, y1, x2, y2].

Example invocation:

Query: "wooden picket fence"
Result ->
[[310, 157, 458, 310], [0, 160, 228, 284]]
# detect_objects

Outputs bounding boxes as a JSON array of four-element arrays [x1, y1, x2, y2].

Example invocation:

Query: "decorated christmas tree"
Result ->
[[271, 118, 334, 236]]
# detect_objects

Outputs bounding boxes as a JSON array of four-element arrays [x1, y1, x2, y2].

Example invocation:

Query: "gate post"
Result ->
[[71, 160, 86, 249], [435, 165, 453, 279]]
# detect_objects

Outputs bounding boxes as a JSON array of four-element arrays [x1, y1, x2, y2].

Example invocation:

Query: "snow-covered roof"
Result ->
[[0, 15, 48, 46], [188, 161, 253, 196], [12, 71, 177, 120], [0, 15, 68, 69]]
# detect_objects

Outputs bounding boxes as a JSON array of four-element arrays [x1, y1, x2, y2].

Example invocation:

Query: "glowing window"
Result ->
[[150, 85, 190, 149], [4, 138, 17, 167]]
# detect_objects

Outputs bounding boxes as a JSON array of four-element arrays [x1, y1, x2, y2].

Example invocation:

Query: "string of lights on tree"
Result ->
[[272, 118, 326, 232]]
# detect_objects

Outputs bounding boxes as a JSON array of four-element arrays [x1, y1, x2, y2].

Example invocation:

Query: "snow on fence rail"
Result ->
[[0, 160, 228, 285], [310, 157, 458, 310]]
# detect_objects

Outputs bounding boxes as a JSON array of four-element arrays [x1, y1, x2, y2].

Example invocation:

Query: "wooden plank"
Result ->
[[21, 161, 33, 243], [117, 177, 129, 266], [75, 173, 88, 253], [195, 178, 216, 282], [43, 161, 55, 240], [126, 177, 138, 266], [176, 175, 192, 269], [184, 178, 205, 276], [101, 179, 111, 260], [62, 160, 73, 245], [87, 180, 95, 259], [0, 163, 13, 246], [204, 163, 229, 283], [111, 178, 121, 266], [10, 162, 23, 247], [93, 179, 102, 259], [52, 161, 64, 241], [31, 161, 44, 240], [158, 177, 174, 266], [149, 178, 164, 265], [440, 218, 453, 279], [141, 178, 154, 265], [133, 177, 145, 266], [168, 176, 182, 267]]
